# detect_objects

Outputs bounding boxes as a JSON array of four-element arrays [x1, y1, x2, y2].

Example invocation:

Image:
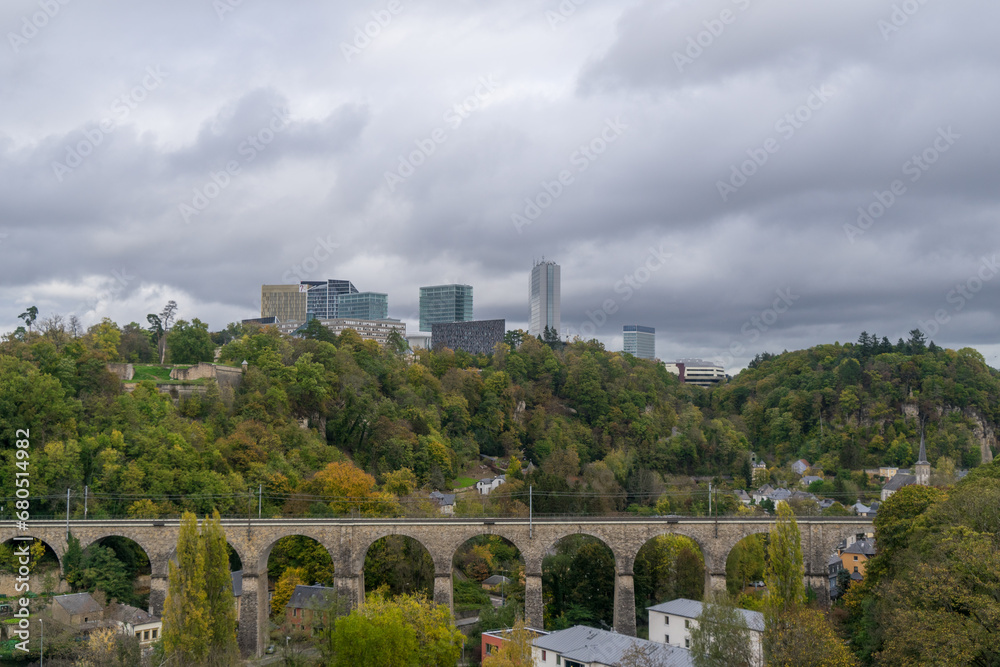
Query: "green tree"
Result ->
[[690, 592, 756, 667], [163, 512, 210, 665], [166, 318, 215, 364], [18, 306, 38, 334], [202, 511, 238, 665], [765, 502, 804, 613], [162, 511, 236, 666], [327, 605, 417, 667]]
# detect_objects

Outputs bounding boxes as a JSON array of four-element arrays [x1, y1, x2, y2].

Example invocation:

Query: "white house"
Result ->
[[106, 603, 162, 646], [790, 459, 810, 475], [476, 475, 505, 495], [533, 625, 693, 667], [647, 598, 764, 667]]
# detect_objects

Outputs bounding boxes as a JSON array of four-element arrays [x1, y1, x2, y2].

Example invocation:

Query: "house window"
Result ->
[[685, 638, 691, 648], [665, 635, 670, 644], [152, 629, 158, 639], [685, 620, 690, 629], [664, 616, 669, 625], [542, 650, 547, 660], [853, 567, 859, 573], [557, 657, 561, 665], [854, 556, 858, 561]]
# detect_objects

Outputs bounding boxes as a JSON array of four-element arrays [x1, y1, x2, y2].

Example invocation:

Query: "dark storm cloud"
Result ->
[[2, 0, 1000, 369]]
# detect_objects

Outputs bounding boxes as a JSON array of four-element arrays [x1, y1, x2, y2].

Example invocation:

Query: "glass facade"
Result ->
[[623, 325, 656, 360], [306, 279, 358, 319], [529, 260, 560, 337], [419, 284, 474, 332], [336, 292, 388, 320]]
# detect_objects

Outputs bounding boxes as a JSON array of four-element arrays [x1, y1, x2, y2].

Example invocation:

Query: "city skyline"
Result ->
[[2, 2, 999, 370]]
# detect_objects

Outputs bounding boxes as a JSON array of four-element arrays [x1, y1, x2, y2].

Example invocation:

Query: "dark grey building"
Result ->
[[431, 319, 505, 355]]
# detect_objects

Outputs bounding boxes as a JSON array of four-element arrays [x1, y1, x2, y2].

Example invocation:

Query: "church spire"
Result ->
[[917, 428, 928, 465], [915, 426, 930, 486]]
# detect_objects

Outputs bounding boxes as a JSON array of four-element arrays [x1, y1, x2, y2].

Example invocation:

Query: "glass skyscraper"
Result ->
[[623, 325, 656, 360], [529, 260, 560, 337], [302, 279, 387, 320], [419, 284, 473, 332]]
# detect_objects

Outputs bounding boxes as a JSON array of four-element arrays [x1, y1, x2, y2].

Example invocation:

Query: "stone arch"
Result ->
[[541, 531, 618, 631], [352, 528, 440, 577], [1, 535, 63, 577], [530, 526, 621, 573]]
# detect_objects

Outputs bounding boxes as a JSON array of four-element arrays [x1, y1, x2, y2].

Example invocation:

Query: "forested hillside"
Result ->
[[1, 318, 997, 518]]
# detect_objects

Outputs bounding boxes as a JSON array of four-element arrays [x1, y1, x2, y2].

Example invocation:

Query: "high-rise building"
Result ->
[[261, 284, 310, 321], [306, 279, 359, 319], [529, 260, 560, 337], [336, 291, 389, 320], [623, 325, 656, 360], [419, 284, 473, 332]]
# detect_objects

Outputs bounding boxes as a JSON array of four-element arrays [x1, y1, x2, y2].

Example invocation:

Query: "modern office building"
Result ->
[[663, 360, 727, 388], [431, 319, 505, 355], [623, 325, 656, 360], [262, 279, 389, 321], [529, 260, 560, 337], [419, 284, 473, 332], [261, 284, 310, 321], [305, 279, 358, 319]]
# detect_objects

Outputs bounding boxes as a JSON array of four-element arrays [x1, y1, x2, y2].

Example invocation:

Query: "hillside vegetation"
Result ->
[[0, 321, 996, 519]]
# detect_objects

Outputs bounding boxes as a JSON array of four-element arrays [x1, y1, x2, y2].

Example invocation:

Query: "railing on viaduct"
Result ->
[[1, 516, 873, 657]]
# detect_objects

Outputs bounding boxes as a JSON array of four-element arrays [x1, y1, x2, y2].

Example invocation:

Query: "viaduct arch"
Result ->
[[1, 516, 872, 657]]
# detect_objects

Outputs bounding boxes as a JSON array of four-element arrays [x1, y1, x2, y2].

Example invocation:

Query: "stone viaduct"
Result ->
[[2, 516, 872, 657]]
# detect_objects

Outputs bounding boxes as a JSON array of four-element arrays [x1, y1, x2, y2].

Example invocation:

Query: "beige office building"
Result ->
[[261, 284, 308, 321]]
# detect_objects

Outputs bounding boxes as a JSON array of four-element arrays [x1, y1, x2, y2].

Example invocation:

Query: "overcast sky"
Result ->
[[2, 0, 998, 371]]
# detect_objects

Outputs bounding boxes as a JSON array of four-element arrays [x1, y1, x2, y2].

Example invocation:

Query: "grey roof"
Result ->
[[770, 488, 792, 501], [481, 575, 510, 586], [107, 603, 159, 625], [429, 491, 456, 505], [818, 499, 835, 509], [534, 626, 694, 667], [801, 476, 823, 485], [54, 593, 102, 616], [647, 598, 765, 633], [286, 585, 340, 611], [843, 538, 876, 557], [828, 554, 843, 567], [883, 473, 916, 492]]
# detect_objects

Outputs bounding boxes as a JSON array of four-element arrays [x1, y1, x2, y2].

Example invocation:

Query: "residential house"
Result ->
[[481, 574, 510, 593], [647, 598, 764, 667], [284, 585, 342, 635], [751, 485, 774, 504], [476, 475, 506, 495], [51, 593, 103, 629], [769, 488, 792, 505], [429, 491, 456, 514], [106, 603, 161, 646], [734, 489, 751, 505], [840, 538, 876, 578], [818, 498, 836, 511], [878, 466, 899, 479], [482, 626, 547, 660], [532, 625, 693, 667], [800, 475, 823, 487], [790, 459, 810, 475], [828, 554, 844, 599]]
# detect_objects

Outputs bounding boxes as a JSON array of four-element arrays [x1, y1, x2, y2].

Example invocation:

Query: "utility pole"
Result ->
[[529, 485, 533, 539], [84, 486, 88, 519], [65, 489, 70, 538], [258, 484, 263, 519], [708, 483, 712, 517]]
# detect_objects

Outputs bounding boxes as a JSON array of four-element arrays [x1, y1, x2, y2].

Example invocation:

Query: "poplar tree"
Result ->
[[163, 512, 210, 665], [203, 510, 239, 665], [765, 502, 804, 612]]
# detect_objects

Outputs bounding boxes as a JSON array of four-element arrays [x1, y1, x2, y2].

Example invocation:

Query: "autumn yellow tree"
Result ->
[[485, 617, 534, 666], [312, 460, 400, 515], [271, 566, 306, 617]]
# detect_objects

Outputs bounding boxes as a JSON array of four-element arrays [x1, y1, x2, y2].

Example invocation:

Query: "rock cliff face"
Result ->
[[902, 402, 996, 464]]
